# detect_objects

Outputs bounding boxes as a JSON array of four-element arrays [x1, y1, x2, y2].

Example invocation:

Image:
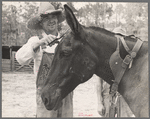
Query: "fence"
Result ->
[[2, 46, 34, 72], [11, 51, 34, 72]]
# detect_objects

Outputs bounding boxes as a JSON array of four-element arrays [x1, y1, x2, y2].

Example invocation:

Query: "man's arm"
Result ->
[[16, 34, 56, 65], [15, 36, 40, 65]]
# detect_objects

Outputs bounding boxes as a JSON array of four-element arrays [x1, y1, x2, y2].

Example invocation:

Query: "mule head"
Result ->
[[41, 4, 99, 110]]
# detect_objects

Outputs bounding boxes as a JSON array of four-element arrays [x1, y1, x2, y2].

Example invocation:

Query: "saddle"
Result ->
[[109, 35, 143, 117]]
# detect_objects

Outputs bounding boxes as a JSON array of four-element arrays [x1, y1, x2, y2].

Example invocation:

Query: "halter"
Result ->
[[48, 28, 70, 47]]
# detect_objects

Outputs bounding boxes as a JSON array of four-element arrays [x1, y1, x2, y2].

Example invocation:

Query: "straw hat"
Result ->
[[113, 27, 127, 36], [27, 2, 65, 30]]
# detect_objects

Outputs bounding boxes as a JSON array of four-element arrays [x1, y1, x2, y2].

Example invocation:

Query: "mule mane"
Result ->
[[88, 26, 115, 36], [86, 26, 138, 42]]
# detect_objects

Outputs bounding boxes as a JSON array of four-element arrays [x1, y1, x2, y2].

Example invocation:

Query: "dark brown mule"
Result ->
[[41, 5, 148, 117]]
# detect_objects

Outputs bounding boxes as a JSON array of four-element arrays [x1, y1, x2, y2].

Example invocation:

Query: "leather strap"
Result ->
[[109, 35, 143, 117], [130, 39, 143, 58], [110, 36, 143, 94], [120, 37, 131, 54], [109, 96, 117, 117], [109, 92, 120, 117], [122, 39, 143, 68]]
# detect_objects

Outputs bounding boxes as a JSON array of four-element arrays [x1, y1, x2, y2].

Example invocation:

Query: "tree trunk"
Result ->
[[11, 5, 18, 46]]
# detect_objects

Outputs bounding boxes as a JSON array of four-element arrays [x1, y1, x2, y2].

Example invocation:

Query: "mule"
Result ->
[[41, 5, 148, 117]]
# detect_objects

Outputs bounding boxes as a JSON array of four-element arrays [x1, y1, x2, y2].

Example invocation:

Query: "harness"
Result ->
[[48, 28, 70, 47], [109, 35, 143, 117]]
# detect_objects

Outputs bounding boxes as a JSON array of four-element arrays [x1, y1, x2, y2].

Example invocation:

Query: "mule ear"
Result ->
[[64, 4, 82, 34]]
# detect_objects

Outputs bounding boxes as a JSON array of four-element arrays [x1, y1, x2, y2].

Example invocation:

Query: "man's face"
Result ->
[[41, 14, 58, 32]]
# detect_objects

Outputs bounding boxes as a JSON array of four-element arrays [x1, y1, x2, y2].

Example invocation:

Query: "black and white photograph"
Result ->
[[2, 1, 148, 118]]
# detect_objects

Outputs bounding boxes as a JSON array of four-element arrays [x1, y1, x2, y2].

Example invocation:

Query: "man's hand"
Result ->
[[40, 34, 57, 49], [41, 34, 57, 45], [32, 35, 57, 52]]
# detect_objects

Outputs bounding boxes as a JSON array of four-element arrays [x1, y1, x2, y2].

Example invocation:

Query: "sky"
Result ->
[[2, 1, 126, 10]]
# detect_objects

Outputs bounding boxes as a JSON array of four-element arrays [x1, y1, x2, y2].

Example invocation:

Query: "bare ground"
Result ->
[[2, 72, 101, 118]]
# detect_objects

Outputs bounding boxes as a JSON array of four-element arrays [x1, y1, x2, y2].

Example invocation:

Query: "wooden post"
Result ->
[[9, 46, 12, 71], [11, 5, 18, 46], [11, 51, 16, 71], [117, 96, 121, 117]]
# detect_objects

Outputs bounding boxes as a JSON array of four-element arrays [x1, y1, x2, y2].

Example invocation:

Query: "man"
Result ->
[[16, 2, 73, 117], [96, 27, 135, 117], [96, 77, 110, 117]]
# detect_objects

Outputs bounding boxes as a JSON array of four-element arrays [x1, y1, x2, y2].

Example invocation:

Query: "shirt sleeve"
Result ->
[[15, 36, 40, 65]]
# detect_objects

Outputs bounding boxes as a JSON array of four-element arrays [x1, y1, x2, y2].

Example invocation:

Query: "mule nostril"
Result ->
[[41, 93, 50, 106], [44, 97, 49, 105]]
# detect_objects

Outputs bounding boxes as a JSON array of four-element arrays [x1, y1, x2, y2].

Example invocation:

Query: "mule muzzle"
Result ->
[[41, 88, 62, 110], [41, 92, 53, 110]]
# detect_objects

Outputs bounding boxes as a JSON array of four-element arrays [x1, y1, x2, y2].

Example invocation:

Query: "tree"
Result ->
[[2, 2, 39, 46], [67, 2, 78, 13], [2, 3, 18, 46], [123, 3, 148, 35], [78, 3, 113, 28], [114, 3, 125, 26]]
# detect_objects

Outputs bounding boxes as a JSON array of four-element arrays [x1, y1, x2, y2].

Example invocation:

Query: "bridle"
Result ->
[[48, 28, 71, 47]]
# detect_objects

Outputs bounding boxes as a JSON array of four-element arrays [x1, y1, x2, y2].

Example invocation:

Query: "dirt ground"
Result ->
[[2, 72, 101, 118]]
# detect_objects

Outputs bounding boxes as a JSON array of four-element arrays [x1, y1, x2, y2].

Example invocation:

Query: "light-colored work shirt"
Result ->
[[16, 31, 60, 77]]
